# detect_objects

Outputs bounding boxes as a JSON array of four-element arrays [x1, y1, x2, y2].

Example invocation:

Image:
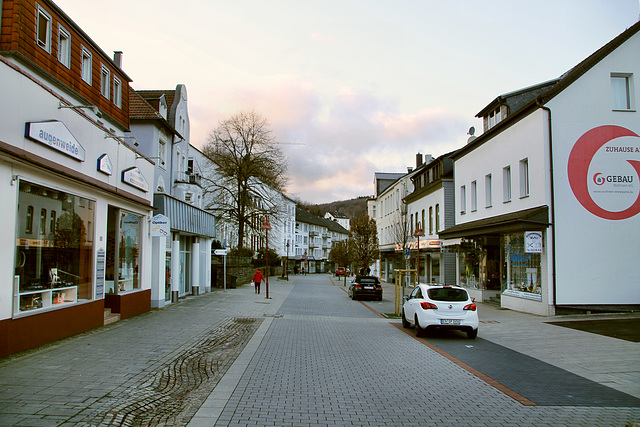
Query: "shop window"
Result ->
[[14, 181, 95, 313], [117, 212, 142, 292], [501, 233, 542, 299], [36, 5, 52, 53]]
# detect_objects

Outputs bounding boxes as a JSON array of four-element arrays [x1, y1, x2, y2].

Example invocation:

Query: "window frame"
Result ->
[[485, 173, 492, 208], [57, 25, 71, 68], [100, 64, 110, 99], [470, 180, 477, 212], [611, 73, 635, 111], [36, 4, 52, 53], [113, 76, 122, 108], [503, 166, 511, 203], [519, 158, 530, 198], [81, 47, 92, 85], [460, 185, 466, 214]]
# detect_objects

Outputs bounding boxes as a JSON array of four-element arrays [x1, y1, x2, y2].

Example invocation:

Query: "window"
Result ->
[[40, 209, 47, 235], [503, 166, 511, 203], [100, 65, 110, 99], [26, 206, 34, 234], [460, 186, 466, 214], [36, 5, 52, 52], [15, 182, 95, 313], [158, 139, 167, 167], [428, 206, 433, 235], [113, 77, 122, 108], [435, 204, 440, 233], [81, 47, 92, 84], [488, 107, 501, 129], [519, 158, 529, 198], [471, 180, 477, 211], [485, 174, 492, 207], [57, 26, 71, 68], [611, 73, 634, 110]]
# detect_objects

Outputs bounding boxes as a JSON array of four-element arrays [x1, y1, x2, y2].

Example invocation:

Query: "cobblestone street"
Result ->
[[0, 275, 638, 426]]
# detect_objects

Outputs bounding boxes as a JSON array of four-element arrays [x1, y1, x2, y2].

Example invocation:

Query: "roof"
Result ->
[[296, 207, 349, 234], [455, 20, 640, 160], [137, 90, 176, 111], [129, 88, 181, 138]]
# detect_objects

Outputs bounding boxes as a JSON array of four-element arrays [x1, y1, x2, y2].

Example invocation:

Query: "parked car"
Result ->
[[335, 267, 346, 277], [348, 276, 382, 301], [402, 284, 478, 339]]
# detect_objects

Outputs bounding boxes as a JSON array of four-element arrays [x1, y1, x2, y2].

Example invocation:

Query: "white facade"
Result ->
[[444, 21, 640, 315]]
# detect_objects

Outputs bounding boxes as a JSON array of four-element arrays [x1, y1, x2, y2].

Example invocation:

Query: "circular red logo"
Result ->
[[567, 125, 640, 220]]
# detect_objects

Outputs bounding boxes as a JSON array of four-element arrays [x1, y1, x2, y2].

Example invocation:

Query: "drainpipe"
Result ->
[[537, 100, 558, 314]]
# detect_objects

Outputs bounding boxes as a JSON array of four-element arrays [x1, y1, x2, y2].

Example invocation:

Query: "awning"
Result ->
[[439, 206, 550, 239]]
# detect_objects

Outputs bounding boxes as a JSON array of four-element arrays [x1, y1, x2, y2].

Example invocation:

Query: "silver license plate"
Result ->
[[440, 319, 461, 325], [364, 286, 374, 289]]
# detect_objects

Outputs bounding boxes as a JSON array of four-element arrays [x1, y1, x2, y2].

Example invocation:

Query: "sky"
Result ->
[[54, 0, 639, 204]]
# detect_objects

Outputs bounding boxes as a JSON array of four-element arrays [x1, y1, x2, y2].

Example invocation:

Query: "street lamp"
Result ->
[[261, 216, 272, 299], [413, 222, 424, 285]]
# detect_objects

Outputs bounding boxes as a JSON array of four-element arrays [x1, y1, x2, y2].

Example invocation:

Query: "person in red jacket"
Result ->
[[253, 269, 264, 294]]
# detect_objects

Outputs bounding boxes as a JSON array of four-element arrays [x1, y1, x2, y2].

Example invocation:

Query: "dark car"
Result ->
[[348, 276, 382, 301]]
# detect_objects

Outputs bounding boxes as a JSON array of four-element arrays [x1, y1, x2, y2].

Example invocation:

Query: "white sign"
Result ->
[[121, 167, 149, 192], [97, 154, 113, 175], [150, 214, 170, 237], [25, 121, 86, 161], [525, 231, 543, 253], [214, 249, 228, 256]]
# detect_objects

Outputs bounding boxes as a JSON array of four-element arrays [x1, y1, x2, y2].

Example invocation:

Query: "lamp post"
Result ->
[[286, 241, 290, 280], [261, 216, 272, 299], [413, 222, 424, 285]]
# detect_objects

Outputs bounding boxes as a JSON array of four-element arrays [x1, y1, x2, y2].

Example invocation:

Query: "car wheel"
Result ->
[[401, 310, 410, 328], [415, 315, 426, 337], [467, 328, 478, 339]]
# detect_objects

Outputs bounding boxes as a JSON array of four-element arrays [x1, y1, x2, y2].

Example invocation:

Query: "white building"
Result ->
[[441, 21, 640, 315], [324, 211, 350, 231], [294, 208, 349, 274], [0, 0, 156, 356], [129, 86, 216, 306]]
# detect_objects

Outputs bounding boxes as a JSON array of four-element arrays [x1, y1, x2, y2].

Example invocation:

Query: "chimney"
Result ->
[[113, 51, 123, 68], [416, 153, 423, 169], [424, 154, 433, 164]]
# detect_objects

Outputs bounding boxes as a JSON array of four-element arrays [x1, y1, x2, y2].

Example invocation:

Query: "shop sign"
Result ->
[[97, 154, 113, 175], [96, 248, 105, 299], [150, 214, 170, 237], [121, 167, 149, 192], [122, 213, 140, 237], [525, 231, 543, 253], [25, 121, 86, 161]]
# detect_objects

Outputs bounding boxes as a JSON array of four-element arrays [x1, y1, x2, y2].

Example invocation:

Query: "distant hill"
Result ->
[[300, 196, 369, 219]]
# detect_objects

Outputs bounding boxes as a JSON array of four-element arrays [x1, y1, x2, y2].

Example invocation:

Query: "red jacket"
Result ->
[[253, 270, 264, 283]]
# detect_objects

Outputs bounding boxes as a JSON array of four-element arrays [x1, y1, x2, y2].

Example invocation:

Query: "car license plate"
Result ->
[[440, 319, 461, 325], [364, 286, 374, 289]]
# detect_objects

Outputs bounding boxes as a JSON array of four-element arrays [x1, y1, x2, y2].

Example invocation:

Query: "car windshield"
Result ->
[[427, 287, 468, 302]]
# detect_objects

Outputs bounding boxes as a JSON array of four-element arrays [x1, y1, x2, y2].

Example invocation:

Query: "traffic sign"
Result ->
[[214, 249, 228, 256]]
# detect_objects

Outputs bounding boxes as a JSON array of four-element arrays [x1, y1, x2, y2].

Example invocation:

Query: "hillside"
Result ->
[[302, 196, 369, 219]]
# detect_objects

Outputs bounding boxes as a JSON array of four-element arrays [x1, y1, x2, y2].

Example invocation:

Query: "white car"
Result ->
[[402, 284, 479, 339]]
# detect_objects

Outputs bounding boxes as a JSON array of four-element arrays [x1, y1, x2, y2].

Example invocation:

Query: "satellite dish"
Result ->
[[468, 126, 475, 136]]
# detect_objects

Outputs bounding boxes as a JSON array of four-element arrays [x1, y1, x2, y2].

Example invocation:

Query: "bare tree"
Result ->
[[349, 214, 379, 274], [202, 110, 288, 250]]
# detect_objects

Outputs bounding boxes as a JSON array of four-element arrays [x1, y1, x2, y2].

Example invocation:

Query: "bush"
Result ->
[[228, 247, 254, 257]]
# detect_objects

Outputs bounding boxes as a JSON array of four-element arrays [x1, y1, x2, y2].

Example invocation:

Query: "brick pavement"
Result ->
[[0, 274, 638, 426]]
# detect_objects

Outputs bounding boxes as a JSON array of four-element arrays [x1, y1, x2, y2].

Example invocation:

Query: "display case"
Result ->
[[14, 270, 78, 314]]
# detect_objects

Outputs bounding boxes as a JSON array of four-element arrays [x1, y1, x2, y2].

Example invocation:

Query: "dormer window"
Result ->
[[488, 107, 501, 128]]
